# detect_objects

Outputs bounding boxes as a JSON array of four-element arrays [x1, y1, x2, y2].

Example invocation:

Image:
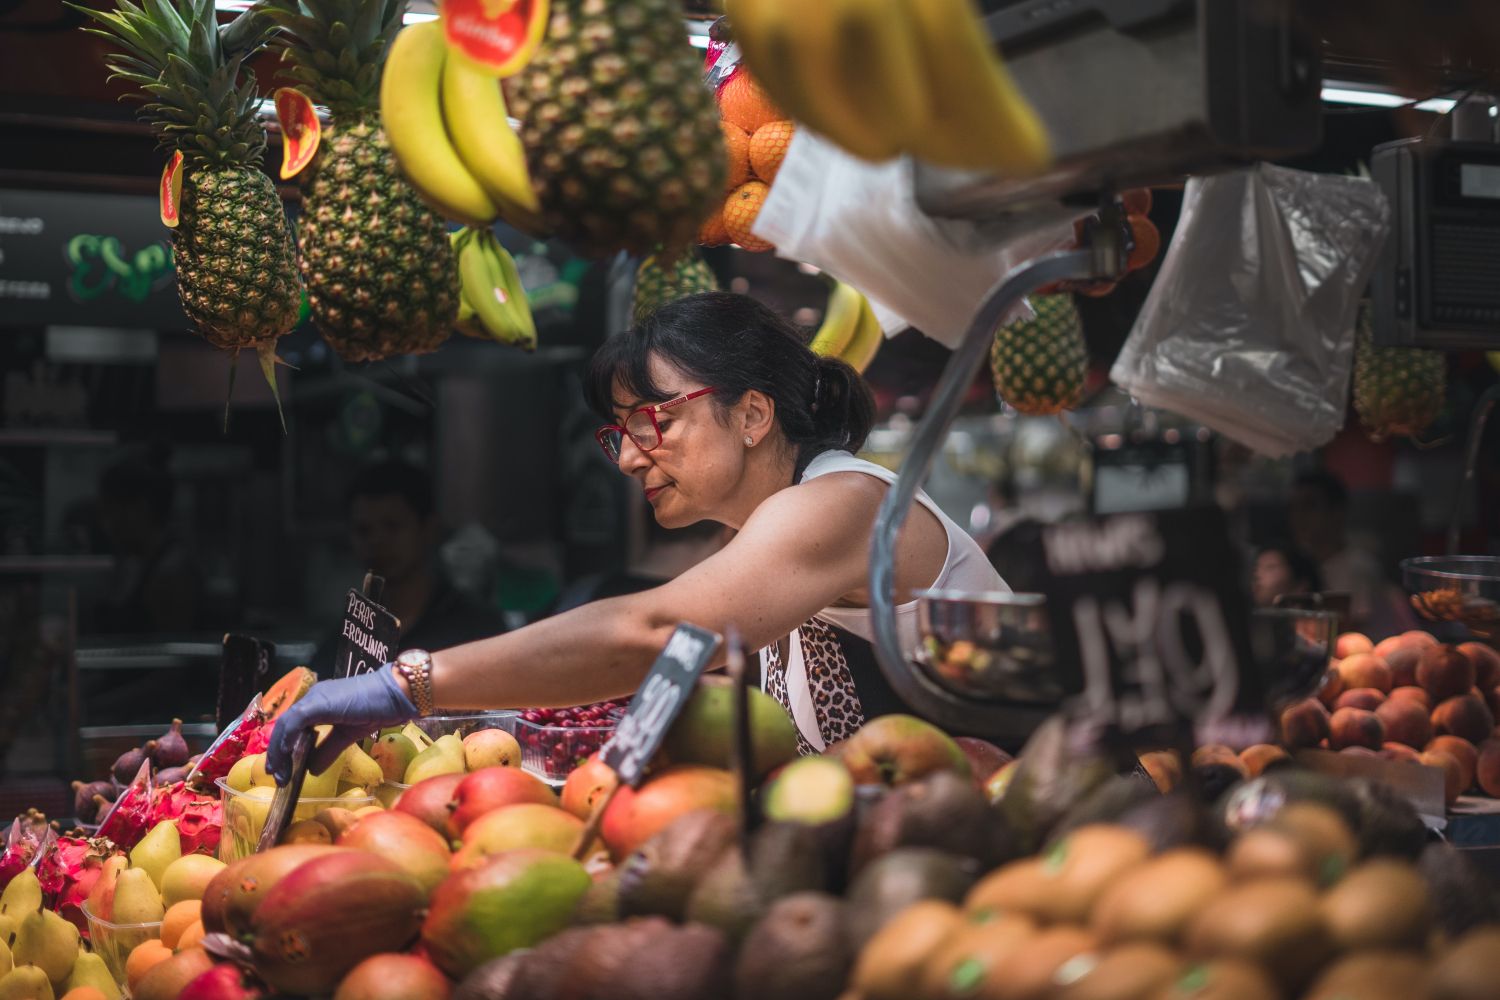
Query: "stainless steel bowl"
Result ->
[[1250, 607, 1338, 707], [913, 590, 1062, 703], [1401, 556, 1500, 641]]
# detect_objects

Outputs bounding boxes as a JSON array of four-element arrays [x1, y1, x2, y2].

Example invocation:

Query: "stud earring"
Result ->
[[744, 436, 754, 446]]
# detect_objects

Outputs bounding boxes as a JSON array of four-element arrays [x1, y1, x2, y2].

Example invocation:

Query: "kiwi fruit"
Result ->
[[849, 900, 965, 1000], [1318, 859, 1432, 951], [1184, 877, 1333, 991], [918, 912, 1040, 1000], [1158, 959, 1284, 1000], [1303, 952, 1431, 1000], [1052, 942, 1182, 1000], [1430, 926, 1500, 1000], [1418, 843, 1500, 941], [1091, 847, 1228, 945]]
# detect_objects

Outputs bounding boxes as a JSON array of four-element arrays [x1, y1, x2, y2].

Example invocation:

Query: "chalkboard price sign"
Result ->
[[602, 624, 721, 787], [335, 588, 401, 679], [1034, 508, 1262, 746]]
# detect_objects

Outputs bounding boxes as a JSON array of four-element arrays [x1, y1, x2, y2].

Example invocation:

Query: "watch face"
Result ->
[[398, 649, 426, 667]]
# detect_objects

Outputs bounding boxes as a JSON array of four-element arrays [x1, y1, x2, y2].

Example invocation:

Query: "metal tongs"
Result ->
[[257, 728, 313, 852]]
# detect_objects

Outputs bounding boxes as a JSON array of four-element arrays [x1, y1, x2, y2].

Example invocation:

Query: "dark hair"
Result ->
[[585, 292, 876, 479], [100, 459, 173, 513], [347, 460, 434, 519], [1293, 470, 1348, 511], [1257, 542, 1323, 592]]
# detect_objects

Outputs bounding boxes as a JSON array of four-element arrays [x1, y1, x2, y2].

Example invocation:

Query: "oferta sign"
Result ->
[[0, 188, 185, 327]]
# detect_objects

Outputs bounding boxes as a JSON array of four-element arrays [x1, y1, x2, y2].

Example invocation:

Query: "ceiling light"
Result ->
[[1321, 84, 1458, 114]]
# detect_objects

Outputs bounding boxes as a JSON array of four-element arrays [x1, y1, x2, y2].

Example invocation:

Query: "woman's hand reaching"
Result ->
[[266, 665, 419, 783]]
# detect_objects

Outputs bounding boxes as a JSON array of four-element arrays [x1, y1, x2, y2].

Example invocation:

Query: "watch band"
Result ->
[[395, 651, 435, 717]]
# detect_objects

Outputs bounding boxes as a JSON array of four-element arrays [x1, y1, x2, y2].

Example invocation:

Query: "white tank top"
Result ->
[[800, 450, 1008, 655]]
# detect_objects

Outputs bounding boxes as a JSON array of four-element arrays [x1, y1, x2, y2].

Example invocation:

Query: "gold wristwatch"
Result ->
[[394, 649, 435, 717]]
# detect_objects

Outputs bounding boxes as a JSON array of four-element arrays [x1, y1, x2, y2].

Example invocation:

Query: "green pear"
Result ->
[[298, 759, 342, 801], [12, 908, 77, 989], [0, 870, 40, 918], [0, 965, 52, 1000], [61, 950, 118, 1000], [339, 743, 385, 789], [225, 754, 257, 793], [403, 736, 465, 784], [248, 753, 275, 787], [230, 785, 276, 845], [370, 733, 420, 783], [110, 868, 163, 925], [129, 820, 182, 892], [0, 936, 10, 978]]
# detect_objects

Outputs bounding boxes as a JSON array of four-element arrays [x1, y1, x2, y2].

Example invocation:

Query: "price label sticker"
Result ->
[[1032, 508, 1264, 748], [440, 0, 549, 78], [335, 588, 401, 680], [602, 624, 721, 787]]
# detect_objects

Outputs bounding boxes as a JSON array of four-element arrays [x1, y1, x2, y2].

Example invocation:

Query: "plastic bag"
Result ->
[[752, 130, 1078, 347], [1111, 164, 1390, 457]]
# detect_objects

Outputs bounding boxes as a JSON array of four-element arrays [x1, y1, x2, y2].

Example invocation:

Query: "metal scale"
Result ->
[[865, 0, 1331, 740]]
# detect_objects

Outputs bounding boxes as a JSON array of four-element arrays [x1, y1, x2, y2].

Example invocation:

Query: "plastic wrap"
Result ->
[[752, 130, 1078, 347], [1111, 164, 1390, 457]]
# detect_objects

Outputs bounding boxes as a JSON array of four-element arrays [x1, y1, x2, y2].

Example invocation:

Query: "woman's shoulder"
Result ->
[[746, 465, 886, 534]]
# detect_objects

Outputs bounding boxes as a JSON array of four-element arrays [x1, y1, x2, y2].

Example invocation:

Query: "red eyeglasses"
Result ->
[[595, 387, 717, 462]]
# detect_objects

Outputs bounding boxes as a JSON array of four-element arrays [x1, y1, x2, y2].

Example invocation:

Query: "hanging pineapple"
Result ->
[[263, 0, 459, 362], [990, 294, 1088, 415], [1352, 302, 1446, 442], [76, 0, 302, 353], [632, 251, 719, 323], [511, 0, 727, 258]]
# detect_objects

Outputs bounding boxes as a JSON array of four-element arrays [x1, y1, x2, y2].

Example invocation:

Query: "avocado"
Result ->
[[452, 953, 530, 1000], [683, 846, 764, 944], [850, 771, 1003, 876], [1346, 777, 1426, 860], [751, 820, 835, 898], [572, 869, 621, 926], [1046, 774, 1161, 847], [995, 717, 1117, 854], [617, 808, 738, 920], [1418, 842, 1500, 941], [734, 893, 852, 1000], [550, 918, 730, 1000], [1118, 790, 1227, 854], [844, 848, 981, 949], [453, 927, 600, 1000]]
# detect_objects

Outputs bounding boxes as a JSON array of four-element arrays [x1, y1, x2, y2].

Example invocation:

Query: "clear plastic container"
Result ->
[[82, 902, 160, 987], [410, 711, 518, 741], [375, 781, 409, 809], [216, 778, 374, 862], [511, 716, 617, 782]]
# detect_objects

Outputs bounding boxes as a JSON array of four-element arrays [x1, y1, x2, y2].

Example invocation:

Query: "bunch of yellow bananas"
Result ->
[[451, 227, 537, 351], [809, 279, 884, 374], [380, 21, 543, 233], [726, 0, 1051, 174]]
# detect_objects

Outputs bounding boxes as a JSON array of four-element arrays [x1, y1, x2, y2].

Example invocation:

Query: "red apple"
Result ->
[[447, 767, 557, 839], [841, 714, 971, 787], [954, 737, 1012, 788], [600, 764, 736, 860], [393, 772, 466, 839]]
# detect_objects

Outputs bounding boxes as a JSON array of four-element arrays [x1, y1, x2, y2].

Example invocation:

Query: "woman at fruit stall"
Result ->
[[269, 292, 1004, 778]]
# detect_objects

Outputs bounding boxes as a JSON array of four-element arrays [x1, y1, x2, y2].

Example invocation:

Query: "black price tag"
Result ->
[[1031, 508, 1264, 747], [335, 588, 401, 679], [602, 624, 722, 787]]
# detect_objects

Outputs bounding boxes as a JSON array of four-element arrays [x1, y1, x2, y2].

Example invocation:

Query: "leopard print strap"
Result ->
[[762, 617, 867, 754]]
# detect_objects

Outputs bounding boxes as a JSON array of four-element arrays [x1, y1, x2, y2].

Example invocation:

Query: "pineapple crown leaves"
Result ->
[[258, 0, 404, 114], [72, 0, 275, 165]]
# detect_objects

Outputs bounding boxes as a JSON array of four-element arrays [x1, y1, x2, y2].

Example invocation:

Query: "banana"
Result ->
[[482, 231, 538, 351], [808, 279, 863, 358], [459, 231, 536, 350], [820, 0, 929, 157], [439, 53, 548, 235], [839, 293, 885, 374], [449, 228, 488, 339], [381, 21, 499, 226], [902, 0, 1051, 174]]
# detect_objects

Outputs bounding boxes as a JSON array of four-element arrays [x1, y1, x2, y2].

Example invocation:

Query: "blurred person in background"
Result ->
[[93, 456, 201, 633], [1251, 541, 1323, 607], [314, 460, 507, 677]]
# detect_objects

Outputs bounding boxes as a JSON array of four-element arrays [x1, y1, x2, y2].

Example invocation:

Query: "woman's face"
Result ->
[[610, 356, 748, 529], [1252, 550, 1295, 606]]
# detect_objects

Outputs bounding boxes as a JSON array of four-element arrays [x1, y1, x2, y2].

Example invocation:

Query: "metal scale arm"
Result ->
[[867, 224, 1127, 732]]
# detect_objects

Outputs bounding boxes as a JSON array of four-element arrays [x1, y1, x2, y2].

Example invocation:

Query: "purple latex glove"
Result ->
[[266, 665, 418, 784]]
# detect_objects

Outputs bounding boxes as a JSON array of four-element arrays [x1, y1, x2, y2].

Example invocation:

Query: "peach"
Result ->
[[1335, 632, 1374, 658], [1431, 693, 1494, 745], [1316, 667, 1345, 709], [1485, 686, 1500, 723], [1334, 688, 1386, 712], [1420, 750, 1465, 806], [1337, 653, 1393, 694], [1476, 738, 1500, 798], [1191, 744, 1240, 769], [1137, 751, 1181, 795], [1329, 707, 1384, 751], [1280, 698, 1331, 749], [1460, 642, 1500, 690], [1239, 744, 1290, 777], [1373, 633, 1417, 660], [1426, 735, 1478, 791], [1402, 630, 1440, 649], [1418, 645, 1476, 703], [1387, 686, 1431, 710], [1385, 645, 1423, 689], [1380, 742, 1423, 764], [1375, 697, 1434, 748]]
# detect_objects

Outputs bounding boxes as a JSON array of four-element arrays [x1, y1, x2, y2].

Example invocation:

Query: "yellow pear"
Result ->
[[0, 965, 53, 1000], [298, 759, 342, 801], [224, 755, 257, 793], [159, 855, 225, 910], [128, 821, 181, 892], [403, 737, 465, 784], [0, 936, 10, 977], [83, 857, 127, 924], [12, 907, 78, 989], [463, 728, 522, 770], [60, 952, 117, 1000], [230, 786, 276, 845], [0, 870, 41, 918], [110, 869, 163, 925], [0, 914, 15, 950], [338, 744, 384, 789], [247, 754, 274, 788], [400, 722, 434, 751]]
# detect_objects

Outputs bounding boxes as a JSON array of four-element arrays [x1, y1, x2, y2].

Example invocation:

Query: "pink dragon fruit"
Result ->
[[241, 720, 276, 758], [150, 782, 223, 857], [36, 834, 123, 935], [96, 758, 154, 851], [0, 810, 53, 891], [187, 695, 265, 790]]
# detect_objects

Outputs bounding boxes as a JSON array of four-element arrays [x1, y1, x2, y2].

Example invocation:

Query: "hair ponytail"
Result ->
[[805, 353, 875, 460]]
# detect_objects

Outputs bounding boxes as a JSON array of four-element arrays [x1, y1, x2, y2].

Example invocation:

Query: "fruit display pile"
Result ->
[[699, 66, 792, 253]]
